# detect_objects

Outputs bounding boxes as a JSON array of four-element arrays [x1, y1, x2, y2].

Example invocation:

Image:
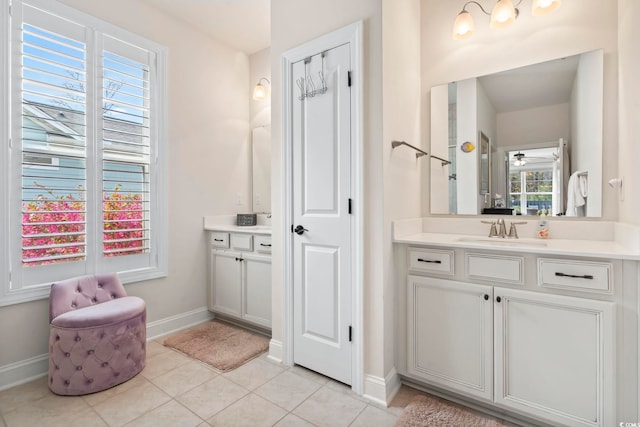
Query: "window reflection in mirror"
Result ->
[[430, 49, 603, 217]]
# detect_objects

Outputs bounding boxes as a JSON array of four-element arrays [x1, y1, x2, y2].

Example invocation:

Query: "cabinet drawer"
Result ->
[[465, 253, 523, 285], [408, 248, 454, 275], [210, 232, 229, 248], [230, 233, 253, 251], [255, 236, 272, 254], [538, 258, 612, 293]]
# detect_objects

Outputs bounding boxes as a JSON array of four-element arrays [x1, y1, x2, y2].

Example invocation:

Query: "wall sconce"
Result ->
[[452, 0, 561, 40], [253, 78, 270, 101]]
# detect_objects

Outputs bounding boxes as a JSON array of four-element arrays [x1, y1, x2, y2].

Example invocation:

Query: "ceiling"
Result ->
[[142, 0, 270, 55], [479, 54, 580, 113]]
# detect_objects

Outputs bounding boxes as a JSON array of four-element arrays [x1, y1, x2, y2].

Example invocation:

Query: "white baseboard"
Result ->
[[146, 306, 214, 340], [362, 367, 401, 406], [0, 354, 48, 392], [0, 306, 214, 391], [268, 339, 284, 364]]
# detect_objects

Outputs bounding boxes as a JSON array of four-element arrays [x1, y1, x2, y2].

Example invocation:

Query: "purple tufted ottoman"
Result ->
[[48, 274, 146, 396]]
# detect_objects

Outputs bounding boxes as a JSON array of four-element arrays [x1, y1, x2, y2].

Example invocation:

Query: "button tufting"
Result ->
[[75, 336, 81, 342], [110, 294, 115, 299], [101, 362, 108, 367], [114, 372, 120, 377], [55, 335, 60, 341], [64, 380, 70, 385], [97, 284, 102, 288], [87, 350, 94, 355], [91, 298, 97, 303], [71, 303, 76, 308], [55, 365, 59, 370], [75, 288, 80, 293], [76, 366, 82, 371], [87, 379, 93, 384], [65, 353, 70, 357]]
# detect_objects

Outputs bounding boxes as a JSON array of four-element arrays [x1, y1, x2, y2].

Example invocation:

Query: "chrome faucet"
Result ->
[[496, 218, 507, 238], [508, 221, 527, 238], [481, 220, 499, 237]]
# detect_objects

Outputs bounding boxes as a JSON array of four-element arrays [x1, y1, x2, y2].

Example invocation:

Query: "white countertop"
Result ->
[[203, 215, 272, 235], [394, 232, 640, 260], [204, 224, 272, 235], [393, 218, 640, 260]]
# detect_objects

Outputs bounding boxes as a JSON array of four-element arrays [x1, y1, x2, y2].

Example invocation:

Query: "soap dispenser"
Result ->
[[536, 210, 550, 239]]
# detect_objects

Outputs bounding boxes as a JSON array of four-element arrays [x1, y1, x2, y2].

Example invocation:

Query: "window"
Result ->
[[509, 169, 553, 215], [1, 0, 167, 305]]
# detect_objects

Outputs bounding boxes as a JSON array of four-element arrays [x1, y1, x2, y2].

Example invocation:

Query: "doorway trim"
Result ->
[[281, 21, 363, 394]]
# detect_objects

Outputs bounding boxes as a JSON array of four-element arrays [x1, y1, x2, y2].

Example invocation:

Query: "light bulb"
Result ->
[[253, 83, 267, 100], [532, 0, 561, 16], [490, 0, 517, 29], [452, 10, 475, 40]]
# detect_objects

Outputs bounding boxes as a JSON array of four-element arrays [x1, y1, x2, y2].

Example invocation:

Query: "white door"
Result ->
[[292, 43, 352, 385], [494, 288, 615, 427], [407, 276, 493, 401]]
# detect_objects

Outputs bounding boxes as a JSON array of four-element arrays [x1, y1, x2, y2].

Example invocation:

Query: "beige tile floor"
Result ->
[[0, 339, 426, 427]]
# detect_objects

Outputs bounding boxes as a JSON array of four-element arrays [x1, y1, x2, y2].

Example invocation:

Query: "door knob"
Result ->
[[294, 225, 308, 235]]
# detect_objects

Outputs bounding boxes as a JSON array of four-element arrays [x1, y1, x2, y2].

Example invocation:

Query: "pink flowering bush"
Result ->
[[22, 184, 145, 265]]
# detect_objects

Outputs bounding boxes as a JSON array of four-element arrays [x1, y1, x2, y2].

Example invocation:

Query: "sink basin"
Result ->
[[455, 237, 548, 248]]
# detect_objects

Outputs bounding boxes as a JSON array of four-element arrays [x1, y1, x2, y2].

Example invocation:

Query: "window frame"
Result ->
[[0, 0, 168, 306]]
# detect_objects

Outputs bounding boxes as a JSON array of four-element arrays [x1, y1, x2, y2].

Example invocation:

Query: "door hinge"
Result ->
[[348, 198, 352, 214], [348, 325, 352, 342], [291, 224, 294, 233], [347, 71, 352, 87]]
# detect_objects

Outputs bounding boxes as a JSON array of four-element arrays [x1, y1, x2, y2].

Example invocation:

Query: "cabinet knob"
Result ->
[[483, 294, 489, 301], [496, 296, 502, 303]]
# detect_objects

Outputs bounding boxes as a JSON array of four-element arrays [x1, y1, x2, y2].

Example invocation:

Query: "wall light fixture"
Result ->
[[452, 0, 561, 40], [253, 78, 271, 101]]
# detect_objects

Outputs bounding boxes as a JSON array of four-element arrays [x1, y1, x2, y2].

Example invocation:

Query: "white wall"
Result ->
[[0, 0, 251, 368], [250, 48, 272, 213], [422, 0, 618, 220], [271, 0, 422, 390], [497, 103, 570, 147], [382, 0, 422, 382], [476, 79, 496, 211], [430, 83, 449, 213], [618, 0, 640, 225], [250, 47, 271, 129], [270, 0, 385, 384], [571, 50, 604, 217], [456, 78, 478, 214]]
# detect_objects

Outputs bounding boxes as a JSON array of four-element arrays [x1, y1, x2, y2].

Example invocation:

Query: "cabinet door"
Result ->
[[209, 250, 242, 317], [494, 288, 614, 427], [242, 253, 272, 328], [407, 276, 493, 401]]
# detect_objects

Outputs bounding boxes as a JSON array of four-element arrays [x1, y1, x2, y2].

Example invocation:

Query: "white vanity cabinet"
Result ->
[[407, 276, 493, 401], [494, 287, 614, 427], [208, 230, 272, 329], [402, 246, 617, 427]]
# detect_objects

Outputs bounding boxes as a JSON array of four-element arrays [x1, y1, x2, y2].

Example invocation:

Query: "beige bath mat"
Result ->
[[395, 395, 509, 427], [163, 320, 269, 372]]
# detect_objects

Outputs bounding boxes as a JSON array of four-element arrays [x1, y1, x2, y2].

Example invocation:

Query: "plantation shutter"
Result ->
[[100, 35, 154, 271], [7, 0, 166, 302], [14, 3, 90, 286]]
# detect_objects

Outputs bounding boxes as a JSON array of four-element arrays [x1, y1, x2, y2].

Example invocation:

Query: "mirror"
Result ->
[[251, 125, 271, 213], [430, 50, 603, 217]]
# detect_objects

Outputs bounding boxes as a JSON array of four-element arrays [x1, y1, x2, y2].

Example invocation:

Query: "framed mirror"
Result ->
[[251, 125, 271, 213], [430, 49, 603, 217]]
